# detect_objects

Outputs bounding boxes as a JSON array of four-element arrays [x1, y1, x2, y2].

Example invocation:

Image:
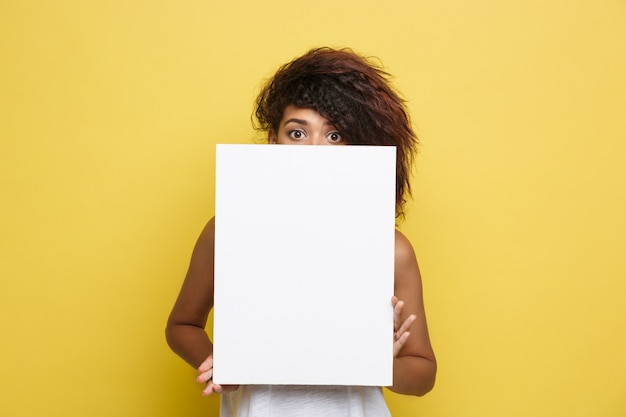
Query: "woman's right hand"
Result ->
[[197, 355, 240, 396]]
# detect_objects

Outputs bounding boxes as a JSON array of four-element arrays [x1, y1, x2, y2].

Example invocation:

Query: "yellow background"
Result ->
[[1, 1, 625, 416]]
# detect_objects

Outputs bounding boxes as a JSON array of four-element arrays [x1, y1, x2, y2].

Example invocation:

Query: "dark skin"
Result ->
[[166, 218, 436, 396], [166, 107, 437, 397]]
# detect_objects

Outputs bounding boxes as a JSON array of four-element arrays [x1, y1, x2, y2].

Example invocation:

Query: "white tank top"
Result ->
[[220, 385, 391, 417]]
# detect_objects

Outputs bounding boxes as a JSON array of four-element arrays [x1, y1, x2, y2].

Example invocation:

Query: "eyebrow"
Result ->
[[283, 118, 308, 126], [282, 118, 334, 127]]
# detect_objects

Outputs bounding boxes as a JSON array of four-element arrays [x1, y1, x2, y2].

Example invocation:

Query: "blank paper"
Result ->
[[213, 144, 396, 386]]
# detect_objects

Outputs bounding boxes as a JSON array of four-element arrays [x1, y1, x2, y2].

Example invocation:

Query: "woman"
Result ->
[[166, 47, 436, 416]]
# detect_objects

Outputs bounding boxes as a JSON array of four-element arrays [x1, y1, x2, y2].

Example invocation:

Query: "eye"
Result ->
[[288, 129, 306, 140], [327, 131, 343, 143]]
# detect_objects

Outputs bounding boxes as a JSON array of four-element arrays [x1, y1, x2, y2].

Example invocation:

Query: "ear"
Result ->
[[268, 129, 278, 144]]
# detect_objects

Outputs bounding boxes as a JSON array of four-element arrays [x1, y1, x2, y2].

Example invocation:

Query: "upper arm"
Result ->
[[394, 230, 436, 363], [167, 217, 216, 329]]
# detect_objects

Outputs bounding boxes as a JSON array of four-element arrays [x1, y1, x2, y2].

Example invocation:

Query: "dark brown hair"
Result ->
[[254, 47, 418, 219]]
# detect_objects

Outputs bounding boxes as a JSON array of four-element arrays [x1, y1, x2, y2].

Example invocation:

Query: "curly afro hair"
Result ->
[[254, 47, 419, 219]]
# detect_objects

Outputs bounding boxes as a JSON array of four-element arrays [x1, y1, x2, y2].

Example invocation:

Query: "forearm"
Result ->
[[388, 355, 437, 396], [165, 324, 213, 369]]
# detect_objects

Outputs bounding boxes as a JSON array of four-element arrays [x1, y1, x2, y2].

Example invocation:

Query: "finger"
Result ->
[[202, 381, 216, 396], [391, 295, 399, 307], [205, 383, 239, 395], [393, 300, 404, 331], [393, 331, 411, 357], [395, 314, 416, 340], [198, 355, 214, 373], [196, 368, 213, 384]]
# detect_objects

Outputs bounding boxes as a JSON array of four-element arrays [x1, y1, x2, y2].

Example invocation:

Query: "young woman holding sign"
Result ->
[[166, 47, 436, 417]]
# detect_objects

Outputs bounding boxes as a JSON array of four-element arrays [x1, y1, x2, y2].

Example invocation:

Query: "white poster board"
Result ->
[[213, 144, 396, 386]]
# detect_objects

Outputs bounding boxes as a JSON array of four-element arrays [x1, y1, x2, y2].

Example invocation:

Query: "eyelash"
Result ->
[[327, 132, 342, 143], [288, 129, 306, 140], [286, 129, 343, 143]]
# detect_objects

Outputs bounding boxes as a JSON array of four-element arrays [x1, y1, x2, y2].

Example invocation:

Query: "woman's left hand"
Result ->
[[197, 354, 239, 396], [392, 296, 416, 357]]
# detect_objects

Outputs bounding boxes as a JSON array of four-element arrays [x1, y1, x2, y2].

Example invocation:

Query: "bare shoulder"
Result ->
[[394, 230, 418, 267], [394, 229, 422, 288], [198, 216, 216, 243], [394, 228, 415, 254]]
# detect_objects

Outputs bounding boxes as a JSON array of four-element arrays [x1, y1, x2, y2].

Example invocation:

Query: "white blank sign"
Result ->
[[213, 144, 396, 386]]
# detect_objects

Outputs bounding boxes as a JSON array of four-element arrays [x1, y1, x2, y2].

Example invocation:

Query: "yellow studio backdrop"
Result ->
[[1, 1, 625, 416]]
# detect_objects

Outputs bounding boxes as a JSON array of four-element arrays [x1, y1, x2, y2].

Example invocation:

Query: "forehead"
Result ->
[[280, 105, 333, 126]]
